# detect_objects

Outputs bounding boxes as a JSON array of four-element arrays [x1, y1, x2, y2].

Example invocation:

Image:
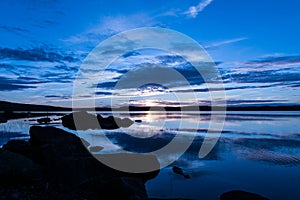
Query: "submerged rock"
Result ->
[[89, 145, 104, 152], [172, 166, 190, 179], [220, 190, 270, 200]]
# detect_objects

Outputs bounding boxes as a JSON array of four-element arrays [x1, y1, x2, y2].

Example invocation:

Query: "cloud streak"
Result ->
[[0, 25, 29, 35], [0, 47, 78, 63], [205, 37, 248, 49], [0, 76, 37, 91], [184, 0, 214, 18], [63, 14, 159, 45]]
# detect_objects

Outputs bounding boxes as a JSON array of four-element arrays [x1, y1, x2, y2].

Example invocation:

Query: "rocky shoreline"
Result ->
[[0, 126, 159, 199], [0, 124, 271, 200]]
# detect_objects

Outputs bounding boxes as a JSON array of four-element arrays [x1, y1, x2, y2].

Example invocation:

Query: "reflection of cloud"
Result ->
[[234, 138, 300, 166]]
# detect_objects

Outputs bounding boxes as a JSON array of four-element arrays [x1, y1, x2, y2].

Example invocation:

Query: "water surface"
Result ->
[[0, 111, 299, 199]]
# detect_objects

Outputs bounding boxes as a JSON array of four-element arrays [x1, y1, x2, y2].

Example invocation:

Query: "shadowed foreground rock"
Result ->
[[61, 111, 134, 130], [220, 190, 270, 200], [0, 126, 160, 199], [2, 139, 33, 159], [0, 116, 7, 123], [0, 149, 42, 186]]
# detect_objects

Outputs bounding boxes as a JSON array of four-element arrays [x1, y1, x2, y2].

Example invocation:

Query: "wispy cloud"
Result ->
[[0, 25, 29, 35], [0, 47, 78, 63], [219, 55, 300, 87], [184, 0, 214, 18], [205, 37, 247, 49], [63, 14, 158, 45], [246, 55, 300, 66], [0, 45, 81, 101], [0, 76, 37, 91]]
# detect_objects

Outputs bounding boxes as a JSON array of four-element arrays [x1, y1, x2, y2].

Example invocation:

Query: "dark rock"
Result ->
[[61, 111, 134, 130], [96, 114, 134, 129], [102, 177, 148, 199], [61, 111, 98, 130], [28, 126, 160, 198], [89, 145, 103, 152], [220, 190, 270, 200], [147, 198, 192, 200], [81, 137, 90, 147], [172, 166, 190, 179], [37, 117, 51, 124], [115, 117, 134, 128], [135, 119, 142, 123], [96, 114, 119, 129], [0, 149, 42, 185], [7, 192, 21, 200], [94, 153, 160, 182], [2, 140, 33, 159], [0, 117, 7, 123], [29, 126, 91, 163]]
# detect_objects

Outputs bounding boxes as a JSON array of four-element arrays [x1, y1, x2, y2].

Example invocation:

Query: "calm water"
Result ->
[[0, 111, 300, 200]]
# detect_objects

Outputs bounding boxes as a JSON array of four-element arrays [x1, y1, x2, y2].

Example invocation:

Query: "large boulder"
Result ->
[[29, 125, 94, 167], [29, 126, 160, 198], [0, 149, 42, 185], [0, 116, 7, 123], [220, 190, 270, 200], [2, 140, 33, 159], [102, 177, 148, 199]]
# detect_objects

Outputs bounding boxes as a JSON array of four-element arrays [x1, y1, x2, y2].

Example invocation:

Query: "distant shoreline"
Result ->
[[1, 100, 300, 112]]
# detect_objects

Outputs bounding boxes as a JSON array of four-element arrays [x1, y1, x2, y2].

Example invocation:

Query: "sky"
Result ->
[[0, 0, 300, 108]]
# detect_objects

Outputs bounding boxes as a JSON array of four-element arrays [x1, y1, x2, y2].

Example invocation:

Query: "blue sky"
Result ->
[[0, 0, 299, 107]]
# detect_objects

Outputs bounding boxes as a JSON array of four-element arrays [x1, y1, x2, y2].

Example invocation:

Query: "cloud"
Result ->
[[225, 99, 286, 105], [184, 0, 214, 18], [217, 55, 300, 90], [63, 14, 159, 45], [0, 76, 37, 91], [173, 82, 284, 93], [0, 25, 29, 35], [222, 68, 300, 84], [45, 95, 70, 99], [95, 91, 113, 96], [205, 37, 247, 49], [0, 45, 81, 98], [122, 51, 141, 58], [247, 55, 300, 66], [0, 47, 78, 63]]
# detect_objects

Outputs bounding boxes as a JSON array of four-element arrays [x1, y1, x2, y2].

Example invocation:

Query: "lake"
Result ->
[[0, 111, 299, 200]]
